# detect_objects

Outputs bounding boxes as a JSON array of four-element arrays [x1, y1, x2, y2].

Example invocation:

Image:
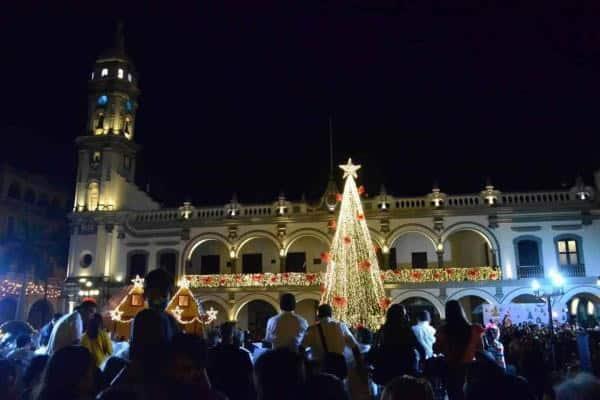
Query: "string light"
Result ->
[[0, 279, 61, 299], [166, 279, 218, 325], [184, 267, 500, 288], [109, 275, 145, 323], [321, 158, 387, 330]]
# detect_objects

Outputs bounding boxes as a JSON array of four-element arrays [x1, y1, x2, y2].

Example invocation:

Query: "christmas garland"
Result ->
[[185, 267, 500, 289]]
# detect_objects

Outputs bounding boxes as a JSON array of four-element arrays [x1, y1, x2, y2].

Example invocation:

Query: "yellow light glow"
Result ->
[[570, 297, 580, 316], [229, 250, 236, 259], [382, 245, 390, 254], [279, 248, 285, 257], [436, 243, 444, 252], [321, 158, 386, 330], [115, 275, 123, 282]]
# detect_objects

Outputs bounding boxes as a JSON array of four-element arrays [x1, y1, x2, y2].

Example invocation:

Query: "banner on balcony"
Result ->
[[483, 303, 567, 327]]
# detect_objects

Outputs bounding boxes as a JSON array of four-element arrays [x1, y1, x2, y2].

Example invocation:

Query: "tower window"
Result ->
[[101, 68, 108, 77], [127, 73, 132, 82], [87, 182, 99, 211], [118, 68, 124, 79], [97, 95, 108, 106], [91, 72, 95, 80]]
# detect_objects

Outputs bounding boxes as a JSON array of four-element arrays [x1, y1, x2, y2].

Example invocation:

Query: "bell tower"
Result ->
[[73, 23, 156, 212]]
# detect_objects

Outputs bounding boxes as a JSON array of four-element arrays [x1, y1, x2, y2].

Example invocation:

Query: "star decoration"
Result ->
[[339, 158, 361, 179], [131, 275, 144, 288], [109, 309, 123, 321], [172, 306, 184, 321], [178, 278, 190, 289], [205, 307, 219, 324]]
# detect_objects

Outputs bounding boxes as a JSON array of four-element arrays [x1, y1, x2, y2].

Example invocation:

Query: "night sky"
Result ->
[[2, 7, 599, 207]]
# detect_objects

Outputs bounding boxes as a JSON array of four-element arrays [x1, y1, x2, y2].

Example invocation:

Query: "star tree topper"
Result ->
[[340, 158, 361, 179]]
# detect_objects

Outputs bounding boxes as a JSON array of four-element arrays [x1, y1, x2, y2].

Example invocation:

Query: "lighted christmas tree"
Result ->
[[321, 158, 388, 330]]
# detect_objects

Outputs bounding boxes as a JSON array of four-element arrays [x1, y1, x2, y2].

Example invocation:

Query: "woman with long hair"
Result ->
[[81, 313, 113, 367], [434, 300, 484, 400], [369, 304, 424, 386]]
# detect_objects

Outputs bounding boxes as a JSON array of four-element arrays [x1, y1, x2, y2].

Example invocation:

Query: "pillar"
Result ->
[[437, 251, 444, 268], [280, 256, 286, 273]]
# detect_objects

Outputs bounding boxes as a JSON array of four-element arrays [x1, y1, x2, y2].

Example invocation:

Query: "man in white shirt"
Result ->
[[46, 300, 96, 355], [412, 310, 436, 359], [265, 293, 308, 351]]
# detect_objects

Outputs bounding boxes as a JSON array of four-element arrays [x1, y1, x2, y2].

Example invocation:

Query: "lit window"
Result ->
[[118, 68, 124, 79], [101, 68, 109, 77], [557, 239, 578, 266], [128, 73, 132, 82], [91, 72, 95, 80]]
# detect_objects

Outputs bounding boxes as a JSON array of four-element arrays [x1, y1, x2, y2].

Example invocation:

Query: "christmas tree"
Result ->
[[321, 158, 388, 330]]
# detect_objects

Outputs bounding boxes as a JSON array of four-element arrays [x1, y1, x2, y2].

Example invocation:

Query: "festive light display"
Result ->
[[109, 275, 145, 323], [0, 279, 62, 299], [165, 278, 218, 326], [184, 267, 500, 288], [320, 158, 387, 330]]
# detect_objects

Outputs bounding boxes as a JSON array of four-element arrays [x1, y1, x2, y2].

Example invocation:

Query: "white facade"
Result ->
[[65, 34, 600, 332]]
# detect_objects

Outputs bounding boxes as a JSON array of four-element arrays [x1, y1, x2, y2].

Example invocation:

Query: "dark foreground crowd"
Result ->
[[1, 269, 600, 400]]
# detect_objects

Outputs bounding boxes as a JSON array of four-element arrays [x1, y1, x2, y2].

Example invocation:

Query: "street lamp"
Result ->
[[531, 272, 566, 370]]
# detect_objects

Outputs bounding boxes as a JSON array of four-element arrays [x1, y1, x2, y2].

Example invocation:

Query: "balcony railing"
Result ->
[[184, 267, 501, 289], [517, 266, 544, 279], [559, 264, 586, 278]]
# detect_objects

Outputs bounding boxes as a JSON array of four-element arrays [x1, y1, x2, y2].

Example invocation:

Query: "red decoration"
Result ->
[[335, 193, 343, 202], [358, 260, 372, 272], [320, 252, 331, 263], [343, 236, 352, 245], [319, 285, 327, 294], [327, 220, 337, 229], [373, 244, 380, 253], [357, 213, 365, 221], [251, 274, 262, 282], [332, 295, 348, 308], [378, 297, 392, 310], [358, 185, 366, 195], [306, 273, 317, 284], [270, 276, 279, 283]]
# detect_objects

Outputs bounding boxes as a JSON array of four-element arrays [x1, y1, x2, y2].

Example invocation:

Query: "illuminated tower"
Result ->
[[73, 23, 153, 212]]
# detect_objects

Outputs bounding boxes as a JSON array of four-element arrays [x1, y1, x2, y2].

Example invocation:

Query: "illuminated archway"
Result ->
[[392, 290, 445, 318]]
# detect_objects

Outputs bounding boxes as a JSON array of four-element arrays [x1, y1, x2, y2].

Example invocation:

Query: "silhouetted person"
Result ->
[[34, 345, 98, 400], [38, 313, 62, 347], [254, 348, 306, 400], [208, 322, 255, 400], [265, 293, 308, 351], [434, 300, 484, 400], [382, 375, 434, 400], [144, 269, 179, 342], [305, 373, 349, 400], [20, 355, 49, 400], [369, 304, 424, 385], [412, 310, 436, 359], [555, 373, 600, 400]]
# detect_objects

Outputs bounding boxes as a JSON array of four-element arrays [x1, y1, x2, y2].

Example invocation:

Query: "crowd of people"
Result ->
[[1, 269, 599, 399]]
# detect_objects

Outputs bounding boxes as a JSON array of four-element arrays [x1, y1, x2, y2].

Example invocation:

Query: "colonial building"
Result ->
[[0, 164, 69, 327], [65, 29, 600, 336]]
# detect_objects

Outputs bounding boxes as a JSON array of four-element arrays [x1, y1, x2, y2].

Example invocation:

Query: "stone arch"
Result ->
[[557, 286, 600, 310], [441, 222, 501, 265], [0, 297, 18, 323], [283, 229, 331, 255], [27, 299, 54, 329], [184, 232, 231, 262], [502, 287, 540, 305], [369, 228, 385, 249], [448, 288, 498, 306], [386, 224, 439, 249], [296, 292, 322, 304], [232, 293, 280, 321], [391, 290, 445, 318], [235, 230, 281, 258], [197, 295, 232, 320]]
